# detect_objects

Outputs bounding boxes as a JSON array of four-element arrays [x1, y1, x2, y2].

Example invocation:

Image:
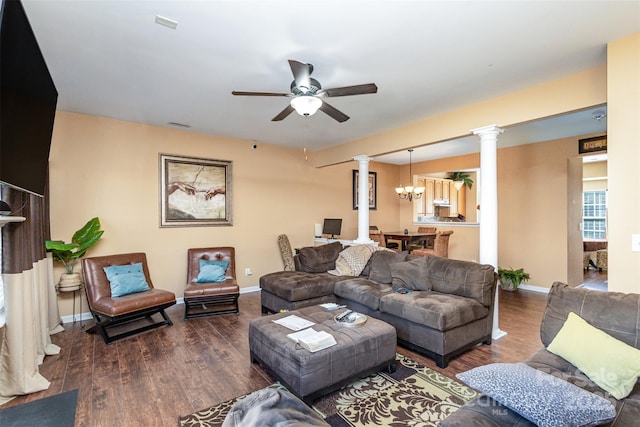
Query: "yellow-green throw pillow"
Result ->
[[547, 311, 640, 400]]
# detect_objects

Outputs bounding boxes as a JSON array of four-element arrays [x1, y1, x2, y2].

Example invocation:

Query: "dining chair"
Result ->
[[411, 230, 453, 258]]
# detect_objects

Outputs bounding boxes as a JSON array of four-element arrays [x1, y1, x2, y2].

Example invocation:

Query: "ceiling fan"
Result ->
[[231, 59, 377, 123]]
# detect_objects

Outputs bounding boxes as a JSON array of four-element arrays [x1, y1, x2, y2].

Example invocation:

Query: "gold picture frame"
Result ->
[[159, 154, 232, 227]]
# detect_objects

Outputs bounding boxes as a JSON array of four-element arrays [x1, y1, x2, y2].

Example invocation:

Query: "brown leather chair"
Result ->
[[81, 253, 176, 344], [184, 247, 240, 319], [411, 230, 454, 258]]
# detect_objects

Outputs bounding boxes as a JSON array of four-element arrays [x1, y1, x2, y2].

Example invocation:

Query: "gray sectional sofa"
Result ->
[[259, 242, 498, 368], [441, 282, 640, 426]]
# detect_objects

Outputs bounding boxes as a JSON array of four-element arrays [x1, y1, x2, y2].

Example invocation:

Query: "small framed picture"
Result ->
[[159, 154, 232, 227], [353, 170, 377, 210]]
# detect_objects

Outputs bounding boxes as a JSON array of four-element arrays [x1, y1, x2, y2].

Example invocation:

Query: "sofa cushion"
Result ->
[[547, 311, 640, 400], [368, 251, 407, 284], [380, 291, 489, 331], [424, 256, 496, 307], [334, 278, 393, 311], [259, 271, 343, 302], [457, 362, 616, 427], [541, 282, 640, 349], [390, 256, 430, 291], [296, 242, 343, 273]]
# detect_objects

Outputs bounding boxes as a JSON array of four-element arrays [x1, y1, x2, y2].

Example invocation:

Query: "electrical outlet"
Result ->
[[632, 234, 640, 253], [245, 268, 253, 276]]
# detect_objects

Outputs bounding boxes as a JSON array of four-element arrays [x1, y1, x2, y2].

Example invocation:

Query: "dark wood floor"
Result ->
[[1, 289, 550, 426]]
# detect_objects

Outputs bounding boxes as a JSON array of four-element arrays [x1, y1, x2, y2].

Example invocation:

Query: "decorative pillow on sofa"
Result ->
[[457, 362, 616, 427], [368, 251, 407, 284], [199, 259, 230, 272], [547, 311, 640, 400], [196, 264, 227, 283], [297, 242, 343, 273], [103, 262, 150, 297], [390, 256, 429, 291], [329, 244, 379, 276]]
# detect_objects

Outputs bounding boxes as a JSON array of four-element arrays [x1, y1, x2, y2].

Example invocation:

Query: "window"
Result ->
[[583, 190, 607, 239]]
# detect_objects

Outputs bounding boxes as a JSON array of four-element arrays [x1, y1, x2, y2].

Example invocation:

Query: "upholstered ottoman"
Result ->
[[249, 305, 397, 404]]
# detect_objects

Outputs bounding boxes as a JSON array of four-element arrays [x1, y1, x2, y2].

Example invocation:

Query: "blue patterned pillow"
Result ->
[[103, 263, 150, 297], [196, 264, 227, 283], [456, 363, 616, 427]]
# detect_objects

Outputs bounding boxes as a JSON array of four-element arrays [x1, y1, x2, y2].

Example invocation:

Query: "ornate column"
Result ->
[[353, 155, 374, 243], [472, 124, 505, 340]]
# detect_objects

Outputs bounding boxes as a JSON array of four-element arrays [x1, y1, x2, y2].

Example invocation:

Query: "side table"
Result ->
[[56, 283, 84, 327]]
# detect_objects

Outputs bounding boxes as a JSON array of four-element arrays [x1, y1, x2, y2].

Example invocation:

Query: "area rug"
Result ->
[[0, 389, 78, 427], [178, 354, 477, 427]]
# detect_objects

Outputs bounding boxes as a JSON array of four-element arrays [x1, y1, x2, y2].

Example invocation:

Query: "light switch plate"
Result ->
[[632, 234, 640, 252]]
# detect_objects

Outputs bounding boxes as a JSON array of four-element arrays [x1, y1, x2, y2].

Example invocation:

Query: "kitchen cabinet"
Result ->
[[424, 179, 435, 215]]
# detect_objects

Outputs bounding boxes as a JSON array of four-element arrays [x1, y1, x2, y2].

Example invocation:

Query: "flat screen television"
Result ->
[[1, 0, 58, 197], [322, 218, 342, 239]]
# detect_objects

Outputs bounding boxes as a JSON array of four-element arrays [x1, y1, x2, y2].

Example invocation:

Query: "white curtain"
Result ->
[[0, 254, 63, 405]]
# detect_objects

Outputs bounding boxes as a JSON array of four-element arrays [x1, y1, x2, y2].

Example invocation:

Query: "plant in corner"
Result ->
[[447, 171, 474, 189], [45, 217, 104, 290], [497, 266, 530, 291]]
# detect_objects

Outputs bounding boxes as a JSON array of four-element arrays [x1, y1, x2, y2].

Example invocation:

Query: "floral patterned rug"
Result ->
[[178, 354, 477, 427]]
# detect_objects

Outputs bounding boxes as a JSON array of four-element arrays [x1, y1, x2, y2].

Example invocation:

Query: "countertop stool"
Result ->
[[248, 305, 397, 404]]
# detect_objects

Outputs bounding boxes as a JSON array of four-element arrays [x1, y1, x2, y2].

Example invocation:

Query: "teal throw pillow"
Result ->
[[199, 259, 230, 272], [103, 263, 150, 297], [196, 264, 227, 283]]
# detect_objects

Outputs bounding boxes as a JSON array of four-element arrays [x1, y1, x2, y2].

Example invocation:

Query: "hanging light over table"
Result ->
[[395, 149, 425, 202]]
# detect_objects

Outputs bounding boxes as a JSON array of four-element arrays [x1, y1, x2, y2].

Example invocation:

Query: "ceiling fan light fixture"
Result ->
[[290, 95, 322, 117]]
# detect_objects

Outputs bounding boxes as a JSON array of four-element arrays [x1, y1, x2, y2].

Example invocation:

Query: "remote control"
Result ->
[[336, 310, 353, 322]]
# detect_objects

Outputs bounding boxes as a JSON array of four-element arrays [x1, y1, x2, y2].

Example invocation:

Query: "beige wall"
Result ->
[[607, 32, 640, 293], [583, 161, 607, 192], [49, 112, 402, 316]]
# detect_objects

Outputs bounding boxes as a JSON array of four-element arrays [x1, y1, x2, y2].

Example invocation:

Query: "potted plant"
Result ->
[[447, 171, 474, 190], [45, 217, 104, 290], [498, 266, 530, 291]]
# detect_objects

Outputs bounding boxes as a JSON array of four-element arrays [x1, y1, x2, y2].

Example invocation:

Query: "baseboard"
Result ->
[[59, 288, 262, 324], [517, 284, 550, 294]]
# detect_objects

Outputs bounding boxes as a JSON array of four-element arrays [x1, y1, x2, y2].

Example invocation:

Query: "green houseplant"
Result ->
[[447, 171, 474, 189], [46, 217, 104, 290], [498, 266, 530, 291]]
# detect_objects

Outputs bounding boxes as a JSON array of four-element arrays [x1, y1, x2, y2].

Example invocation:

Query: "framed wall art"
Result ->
[[352, 170, 377, 210], [159, 154, 232, 227]]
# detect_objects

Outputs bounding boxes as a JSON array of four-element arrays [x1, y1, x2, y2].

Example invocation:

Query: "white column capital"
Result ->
[[353, 155, 373, 163], [471, 124, 504, 138]]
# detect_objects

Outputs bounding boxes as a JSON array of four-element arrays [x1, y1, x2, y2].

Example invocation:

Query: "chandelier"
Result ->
[[395, 149, 425, 201]]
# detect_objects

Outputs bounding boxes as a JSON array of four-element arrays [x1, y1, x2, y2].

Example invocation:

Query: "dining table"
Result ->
[[383, 231, 436, 252]]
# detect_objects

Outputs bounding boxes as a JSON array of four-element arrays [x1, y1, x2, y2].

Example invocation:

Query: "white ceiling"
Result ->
[[22, 1, 638, 163]]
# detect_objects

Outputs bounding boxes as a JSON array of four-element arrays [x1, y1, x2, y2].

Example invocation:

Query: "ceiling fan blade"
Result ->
[[232, 91, 291, 97], [272, 104, 295, 121], [317, 83, 378, 97], [288, 59, 313, 92], [319, 101, 350, 123]]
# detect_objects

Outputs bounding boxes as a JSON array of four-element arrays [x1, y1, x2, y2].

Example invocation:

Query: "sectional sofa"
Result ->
[[442, 282, 640, 426], [259, 242, 498, 367]]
